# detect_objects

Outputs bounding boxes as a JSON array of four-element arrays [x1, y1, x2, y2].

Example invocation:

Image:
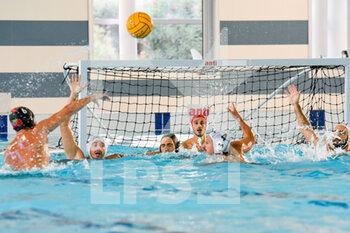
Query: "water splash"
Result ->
[[247, 143, 336, 164], [0, 157, 89, 177], [200, 154, 226, 164]]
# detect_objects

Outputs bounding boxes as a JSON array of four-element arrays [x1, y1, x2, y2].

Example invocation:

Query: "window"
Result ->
[[93, 0, 202, 60]]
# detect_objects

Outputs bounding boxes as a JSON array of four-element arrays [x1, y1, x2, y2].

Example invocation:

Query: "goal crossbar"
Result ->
[[62, 59, 350, 153]]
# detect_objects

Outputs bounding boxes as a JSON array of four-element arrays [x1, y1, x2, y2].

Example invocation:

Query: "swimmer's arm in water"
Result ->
[[144, 151, 161, 155], [286, 85, 318, 146], [104, 153, 126, 159], [104, 153, 139, 159], [60, 74, 87, 159], [228, 102, 256, 155], [197, 158, 258, 166]]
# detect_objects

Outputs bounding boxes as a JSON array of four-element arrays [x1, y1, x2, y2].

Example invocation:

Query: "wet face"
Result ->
[[332, 125, 348, 148], [89, 140, 106, 159], [192, 118, 206, 137], [202, 136, 214, 155], [160, 137, 175, 153]]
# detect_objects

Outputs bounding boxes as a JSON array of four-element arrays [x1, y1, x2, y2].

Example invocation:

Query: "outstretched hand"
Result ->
[[285, 85, 300, 106], [70, 74, 88, 96], [228, 102, 240, 118]]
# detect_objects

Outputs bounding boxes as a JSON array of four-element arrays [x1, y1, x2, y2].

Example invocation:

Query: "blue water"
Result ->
[[1, 144, 350, 233]]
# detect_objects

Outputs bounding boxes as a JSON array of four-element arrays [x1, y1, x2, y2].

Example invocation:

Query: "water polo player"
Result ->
[[286, 84, 350, 152], [182, 114, 207, 151], [144, 133, 180, 155], [60, 74, 111, 160], [5, 93, 107, 170], [202, 102, 256, 162]]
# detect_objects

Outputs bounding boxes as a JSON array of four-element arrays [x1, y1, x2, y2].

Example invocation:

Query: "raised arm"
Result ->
[[36, 93, 107, 135], [60, 74, 88, 159], [285, 85, 318, 146], [66, 74, 88, 106], [228, 102, 256, 154]]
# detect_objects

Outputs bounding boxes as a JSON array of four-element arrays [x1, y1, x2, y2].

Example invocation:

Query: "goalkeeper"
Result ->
[[182, 114, 208, 151], [60, 74, 111, 160], [286, 85, 350, 152], [202, 102, 256, 162]]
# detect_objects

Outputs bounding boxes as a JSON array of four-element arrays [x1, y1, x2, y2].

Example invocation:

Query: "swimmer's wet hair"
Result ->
[[160, 133, 180, 152]]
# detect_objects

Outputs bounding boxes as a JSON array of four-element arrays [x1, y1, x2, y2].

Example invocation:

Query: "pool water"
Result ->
[[1, 144, 350, 233]]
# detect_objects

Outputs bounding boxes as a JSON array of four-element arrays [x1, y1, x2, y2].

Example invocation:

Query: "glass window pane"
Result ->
[[93, 0, 119, 19], [93, 25, 119, 60], [138, 24, 202, 59], [93, 0, 202, 60], [136, 0, 201, 19]]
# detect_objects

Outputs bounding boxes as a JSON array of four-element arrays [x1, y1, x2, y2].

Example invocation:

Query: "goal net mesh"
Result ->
[[59, 64, 345, 148]]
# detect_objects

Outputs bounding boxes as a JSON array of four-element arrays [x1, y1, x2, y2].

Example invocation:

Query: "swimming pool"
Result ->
[[1, 144, 350, 233]]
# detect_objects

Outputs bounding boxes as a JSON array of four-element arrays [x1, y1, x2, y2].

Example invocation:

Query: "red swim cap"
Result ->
[[191, 114, 207, 125]]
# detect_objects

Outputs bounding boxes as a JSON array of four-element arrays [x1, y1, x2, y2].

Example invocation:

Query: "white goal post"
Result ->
[[64, 58, 350, 154]]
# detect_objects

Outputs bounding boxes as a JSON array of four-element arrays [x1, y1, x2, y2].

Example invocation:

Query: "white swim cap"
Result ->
[[86, 136, 108, 154], [210, 132, 230, 154]]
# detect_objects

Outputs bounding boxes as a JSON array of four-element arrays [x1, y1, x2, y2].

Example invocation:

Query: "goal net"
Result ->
[[61, 59, 348, 149]]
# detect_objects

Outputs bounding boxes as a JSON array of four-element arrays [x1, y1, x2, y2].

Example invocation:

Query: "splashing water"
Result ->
[[247, 129, 350, 164], [1, 144, 350, 232]]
